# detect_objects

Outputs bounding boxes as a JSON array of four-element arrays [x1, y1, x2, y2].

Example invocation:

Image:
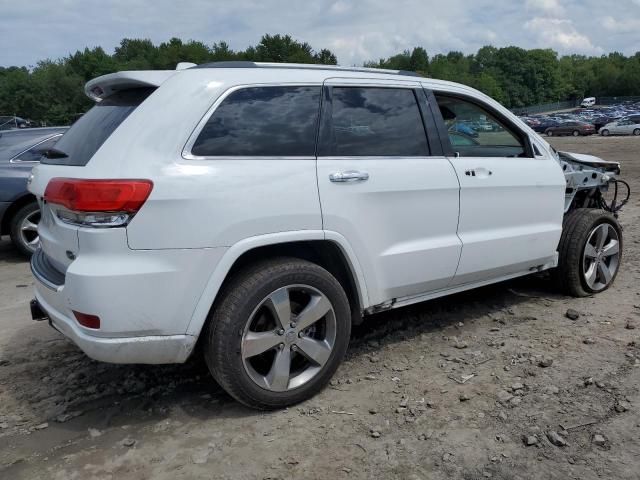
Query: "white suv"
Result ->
[[29, 62, 626, 409]]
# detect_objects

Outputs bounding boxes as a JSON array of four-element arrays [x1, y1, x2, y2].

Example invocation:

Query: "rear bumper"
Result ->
[[33, 291, 197, 364], [29, 234, 226, 364]]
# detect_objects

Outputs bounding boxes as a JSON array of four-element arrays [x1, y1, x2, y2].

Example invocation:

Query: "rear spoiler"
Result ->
[[84, 70, 176, 101]]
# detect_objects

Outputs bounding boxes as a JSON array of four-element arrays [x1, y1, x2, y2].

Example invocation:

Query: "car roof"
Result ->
[[193, 61, 422, 78], [85, 62, 481, 101]]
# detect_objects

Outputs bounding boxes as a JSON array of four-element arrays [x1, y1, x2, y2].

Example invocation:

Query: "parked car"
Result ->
[[28, 63, 626, 409], [0, 127, 68, 256], [531, 118, 559, 133], [580, 97, 596, 107], [0, 116, 29, 130], [599, 119, 640, 136], [448, 121, 479, 137], [619, 114, 640, 124], [545, 121, 595, 136], [593, 115, 621, 132]]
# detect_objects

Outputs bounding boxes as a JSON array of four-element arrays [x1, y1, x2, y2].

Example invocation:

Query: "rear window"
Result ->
[[42, 88, 154, 166], [190, 86, 321, 157]]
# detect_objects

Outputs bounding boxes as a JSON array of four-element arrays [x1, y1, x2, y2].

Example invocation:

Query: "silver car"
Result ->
[[599, 118, 640, 136]]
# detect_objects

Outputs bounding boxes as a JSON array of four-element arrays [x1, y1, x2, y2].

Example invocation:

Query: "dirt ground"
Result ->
[[0, 135, 638, 480]]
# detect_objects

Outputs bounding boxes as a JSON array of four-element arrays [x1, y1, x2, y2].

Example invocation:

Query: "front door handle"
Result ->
[[329, 170, 370, 183]]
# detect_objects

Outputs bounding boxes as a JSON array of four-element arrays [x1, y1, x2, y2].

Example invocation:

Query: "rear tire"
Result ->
[[9, 202, 40, 258], [633, 128, 640, 136], [552, 209, 622, 297], [572, 130, 580, 137], [204, 257, 351, 410], [546, 129, 553, 137]]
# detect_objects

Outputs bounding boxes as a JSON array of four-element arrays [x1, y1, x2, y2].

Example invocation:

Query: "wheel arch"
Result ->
[[1, 193, 37, 236], [185, 231, 370, 337]]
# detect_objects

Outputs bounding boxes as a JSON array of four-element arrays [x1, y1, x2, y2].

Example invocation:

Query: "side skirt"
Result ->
[[363, 257, 557, 315]]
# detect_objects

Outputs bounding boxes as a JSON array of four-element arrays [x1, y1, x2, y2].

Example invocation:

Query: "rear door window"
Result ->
[[191, 86, 321, 157], [322, 87, 428, 156], [42, 88, 155, 166]]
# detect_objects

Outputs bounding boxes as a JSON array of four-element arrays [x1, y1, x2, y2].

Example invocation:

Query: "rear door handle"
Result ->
[[464, 168, 492, 178], [329, 170, 370, 183]]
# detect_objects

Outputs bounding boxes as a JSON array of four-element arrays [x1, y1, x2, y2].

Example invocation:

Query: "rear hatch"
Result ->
[[29, 87, 157, 274]]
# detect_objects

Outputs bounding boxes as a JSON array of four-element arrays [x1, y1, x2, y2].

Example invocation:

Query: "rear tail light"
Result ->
[[72, 310, 101, 329], [44, 178, 153, 228]]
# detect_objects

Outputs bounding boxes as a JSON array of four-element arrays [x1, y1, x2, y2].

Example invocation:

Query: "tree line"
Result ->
[[365, 46, 640, 108], [0, 35, 337, 125], [1, 34, 639, 125]]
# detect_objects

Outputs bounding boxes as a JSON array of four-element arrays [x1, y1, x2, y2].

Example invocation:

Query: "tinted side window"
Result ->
[[191, 86, 321, 157], [15, 135, 61, 162], [43, 88, 155, 166], [435, 94, 527, 158], [328, 87, 428, 156]]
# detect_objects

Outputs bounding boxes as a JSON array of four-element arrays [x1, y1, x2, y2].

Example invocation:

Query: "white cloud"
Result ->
[[525, 0, 564, 14], [328, 1, 351, 15], [0, 0, 635, 68], [525, 17, 602, 54], [602, 15, 640, 33]]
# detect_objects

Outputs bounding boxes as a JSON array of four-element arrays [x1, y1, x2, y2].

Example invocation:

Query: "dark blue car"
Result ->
[[0, 127, 68, 256]]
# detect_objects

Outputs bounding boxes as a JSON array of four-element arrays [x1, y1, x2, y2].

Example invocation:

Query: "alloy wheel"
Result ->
[[582, 223, 620, 291], [241, 285, 336, 392], [19, 210, 40, 253]]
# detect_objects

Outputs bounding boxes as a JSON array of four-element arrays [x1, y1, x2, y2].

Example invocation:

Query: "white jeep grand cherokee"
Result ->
[[29, 62, 626, 409]]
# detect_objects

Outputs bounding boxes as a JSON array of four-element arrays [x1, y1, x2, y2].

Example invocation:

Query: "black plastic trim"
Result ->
[[30, 248, 65, 290], [415, 88, 442, 156], [424, 88, 455, 157]]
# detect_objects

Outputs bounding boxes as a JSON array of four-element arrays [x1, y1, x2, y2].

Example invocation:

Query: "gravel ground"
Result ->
[[0, 135, 639, 480]]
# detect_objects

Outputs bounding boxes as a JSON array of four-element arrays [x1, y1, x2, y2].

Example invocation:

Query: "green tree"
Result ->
[[3, 36, 640, 123]]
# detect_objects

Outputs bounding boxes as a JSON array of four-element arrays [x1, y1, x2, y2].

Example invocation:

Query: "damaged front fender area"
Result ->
[[559, 151, 629, 214]]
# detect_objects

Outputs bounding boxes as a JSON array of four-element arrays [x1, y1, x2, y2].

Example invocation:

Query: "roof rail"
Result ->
[[191, 61, 421, 78]]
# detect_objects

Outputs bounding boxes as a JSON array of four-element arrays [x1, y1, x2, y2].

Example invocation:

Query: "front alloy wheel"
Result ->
[[553, 209, 623, 297], [582, 223, 620, 292]]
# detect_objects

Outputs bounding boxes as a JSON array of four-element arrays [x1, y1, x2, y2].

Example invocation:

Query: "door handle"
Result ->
[[329, 170, 370, 183], [464, 168, 492, 178]]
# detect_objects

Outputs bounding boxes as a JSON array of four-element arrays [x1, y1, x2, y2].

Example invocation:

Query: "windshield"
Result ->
[[42, 88, 155, 166]]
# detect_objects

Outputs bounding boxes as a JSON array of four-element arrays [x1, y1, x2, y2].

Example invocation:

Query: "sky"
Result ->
[[1, 0, 640, 68]]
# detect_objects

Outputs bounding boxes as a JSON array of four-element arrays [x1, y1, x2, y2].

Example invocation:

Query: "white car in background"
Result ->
[[599, 118, 640, 136], [580, 97, 596, 107], [27, 62, 628, 409]]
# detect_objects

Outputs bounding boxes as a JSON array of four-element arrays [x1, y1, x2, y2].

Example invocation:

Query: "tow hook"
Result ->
[[30, 299, 49, 322]]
